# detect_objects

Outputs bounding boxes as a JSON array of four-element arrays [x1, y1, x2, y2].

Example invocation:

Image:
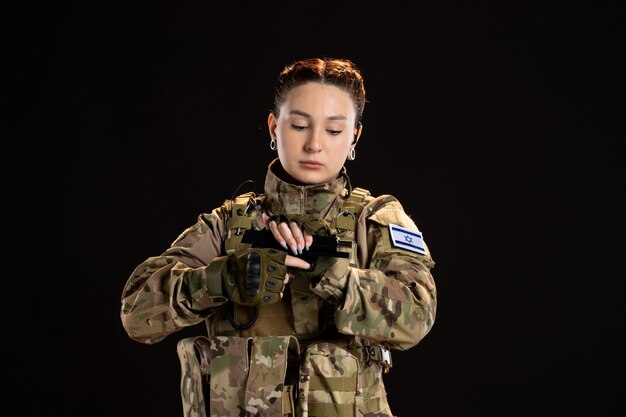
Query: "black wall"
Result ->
[[4, 1, 622, 416]]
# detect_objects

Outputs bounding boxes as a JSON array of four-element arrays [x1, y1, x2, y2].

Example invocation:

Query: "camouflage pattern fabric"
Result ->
[[268, 213, 333, 236], [178, 336, 211, 417], [244, 336, 299, 416], [314, 196, 437, 351], [207, 336, 249, 416], [298, 342, 360, 417], [177, 335, 298, 417], [263, 159, 348, 218], [121, 157, 437, 417]]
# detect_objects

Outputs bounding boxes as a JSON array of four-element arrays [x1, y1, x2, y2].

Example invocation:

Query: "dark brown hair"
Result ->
[[273, 57, 366, 127]]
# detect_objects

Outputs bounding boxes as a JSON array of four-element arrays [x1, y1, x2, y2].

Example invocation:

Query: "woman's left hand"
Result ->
[[262, 212, 314, 257], [261, 212, 314, 286]]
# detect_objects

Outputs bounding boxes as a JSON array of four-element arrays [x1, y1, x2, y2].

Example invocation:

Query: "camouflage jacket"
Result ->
[[121, 158, 436, 416]]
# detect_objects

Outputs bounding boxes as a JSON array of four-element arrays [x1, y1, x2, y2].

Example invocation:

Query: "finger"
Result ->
[[289, 221, 305, 254], [304, 231, 314, 251], [281, 273, 294, 299], [268, 220, 288, 250], [277, 221, 298, 255], [284, 254, 311, 270]]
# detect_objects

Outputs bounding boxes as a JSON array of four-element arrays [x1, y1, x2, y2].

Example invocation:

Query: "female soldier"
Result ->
[[121, 57, 437, 417]]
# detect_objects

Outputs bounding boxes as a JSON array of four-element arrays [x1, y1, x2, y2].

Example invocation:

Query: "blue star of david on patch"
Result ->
[[389, 224, 426, 255]]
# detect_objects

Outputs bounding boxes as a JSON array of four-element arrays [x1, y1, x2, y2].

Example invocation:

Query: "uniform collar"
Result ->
[[263, 158, 349, 218]]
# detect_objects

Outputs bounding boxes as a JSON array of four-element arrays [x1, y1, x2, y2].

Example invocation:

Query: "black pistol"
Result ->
[[240, 229, 350, 265]]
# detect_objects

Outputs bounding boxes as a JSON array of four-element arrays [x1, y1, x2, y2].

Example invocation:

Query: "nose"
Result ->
[[305, 128, 322, 153]]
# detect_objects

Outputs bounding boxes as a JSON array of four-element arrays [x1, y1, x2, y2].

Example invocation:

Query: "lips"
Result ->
[[300, 160, 323, 167]]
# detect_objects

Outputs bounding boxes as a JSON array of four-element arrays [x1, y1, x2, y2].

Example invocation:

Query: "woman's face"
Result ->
[[268, 82, 361, 185]]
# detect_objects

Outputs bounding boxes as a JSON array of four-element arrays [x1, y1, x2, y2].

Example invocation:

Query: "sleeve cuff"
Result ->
[[184, 256, 230, 310], [310, 260, 351, 304]]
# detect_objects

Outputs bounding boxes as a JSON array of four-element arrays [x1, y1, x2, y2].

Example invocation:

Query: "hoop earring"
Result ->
[[270, 138, 277, 150], [349, 147, 356, 161]]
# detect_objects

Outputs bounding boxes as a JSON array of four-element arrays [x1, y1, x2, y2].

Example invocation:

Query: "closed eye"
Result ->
[[291, 124, 308, 131]]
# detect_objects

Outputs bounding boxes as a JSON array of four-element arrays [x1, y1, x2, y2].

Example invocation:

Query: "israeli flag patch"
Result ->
[[389, 224, 427, 255]]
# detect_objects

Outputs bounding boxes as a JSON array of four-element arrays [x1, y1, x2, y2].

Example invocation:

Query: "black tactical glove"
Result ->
[[221, 248, 287, 306]]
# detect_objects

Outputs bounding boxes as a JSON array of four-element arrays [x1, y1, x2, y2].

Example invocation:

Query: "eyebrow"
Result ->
[[289, 110, 347, 121]]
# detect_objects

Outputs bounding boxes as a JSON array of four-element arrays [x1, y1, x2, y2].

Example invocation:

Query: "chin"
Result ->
[[295, 172, 326, 185]]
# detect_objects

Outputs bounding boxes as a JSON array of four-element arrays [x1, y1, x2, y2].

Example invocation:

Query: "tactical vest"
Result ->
[[222, 186, 372, 255], [213, 187, 373, 338], [176, 187, 394, 417]]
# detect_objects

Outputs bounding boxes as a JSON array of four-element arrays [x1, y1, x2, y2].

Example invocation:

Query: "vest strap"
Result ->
[[282, 384, 295, 415], [307, 402, 355, 417], [224, 192, 256, 254], [332, 187, 371, 238], [348, 345, 393, 373], [308, 375, 357, 392]]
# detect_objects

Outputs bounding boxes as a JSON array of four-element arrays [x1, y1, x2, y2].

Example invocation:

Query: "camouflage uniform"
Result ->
[[121, 158, 436, 417]]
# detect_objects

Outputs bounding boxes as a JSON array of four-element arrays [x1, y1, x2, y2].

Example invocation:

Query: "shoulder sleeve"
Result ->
[[366, 196, 435, 266]]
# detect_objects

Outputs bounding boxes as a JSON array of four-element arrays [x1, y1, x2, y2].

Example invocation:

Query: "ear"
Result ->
[[352, 122, 363, 145], [267, 112, 278, 139]]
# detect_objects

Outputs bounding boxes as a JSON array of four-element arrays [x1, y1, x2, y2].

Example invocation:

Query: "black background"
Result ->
[[3, 1, 623, 416]]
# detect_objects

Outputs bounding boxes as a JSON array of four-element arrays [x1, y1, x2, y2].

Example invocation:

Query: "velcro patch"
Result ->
[[389, 224, 426, 255]]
